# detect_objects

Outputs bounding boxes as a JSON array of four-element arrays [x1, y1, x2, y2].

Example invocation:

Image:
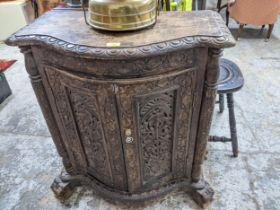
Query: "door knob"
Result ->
[[125, 129, 133, 143]]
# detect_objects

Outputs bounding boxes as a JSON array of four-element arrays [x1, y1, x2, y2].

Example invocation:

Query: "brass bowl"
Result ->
[[88, 0, 158, 31]]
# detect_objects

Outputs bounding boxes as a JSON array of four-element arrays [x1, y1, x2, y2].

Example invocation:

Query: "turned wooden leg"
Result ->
[[217, 0, 222, 11], [259, 25, 265, 34], [219, 94, 224, 113], [267, 24, 274, 39], [51, 171, 79, 200], [226, 7, 229, 26], [191, 180, 214, 208], [236, 24, 244, 40], [227, 93, 238, 157], [31, 0, 39, 18], [165, 0, 170, 11]]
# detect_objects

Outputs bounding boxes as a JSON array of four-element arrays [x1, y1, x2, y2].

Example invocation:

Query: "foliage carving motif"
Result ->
[[46, 69, 87, 171], [68, 88, 110, 182], [138, 91, 176, 181], [46, 68, 111, 184]]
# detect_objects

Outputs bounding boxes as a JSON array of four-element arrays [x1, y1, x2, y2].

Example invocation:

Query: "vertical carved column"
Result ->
[[19, 46, 72, 173], [190, 48, 222, 208], [192, 48, 222, 182]]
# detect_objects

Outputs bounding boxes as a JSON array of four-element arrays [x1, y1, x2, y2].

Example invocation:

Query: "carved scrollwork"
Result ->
[[139, 91, 175, 181], [47, 70, 110, 180], [45, 67, 130, 188], [121, 69, 196, 185], [7, 34, 234, 59], [68, 88, 110, 182], [46, 69, 88, 172]]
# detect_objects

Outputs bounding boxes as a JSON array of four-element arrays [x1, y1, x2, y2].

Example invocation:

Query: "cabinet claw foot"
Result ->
[[190, 180, 214, 208], [51, 172, 78, 200]]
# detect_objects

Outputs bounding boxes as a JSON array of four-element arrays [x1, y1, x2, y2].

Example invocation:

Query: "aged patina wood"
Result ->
[[6, 9, 235, 208]]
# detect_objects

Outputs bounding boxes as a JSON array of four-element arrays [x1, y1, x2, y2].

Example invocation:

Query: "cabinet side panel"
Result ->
[[185, 48, 208, 178], [20, 46, 73, 172]]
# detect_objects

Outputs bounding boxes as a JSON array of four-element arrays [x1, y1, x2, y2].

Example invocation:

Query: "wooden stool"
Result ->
[[209, 58, 244, 157]]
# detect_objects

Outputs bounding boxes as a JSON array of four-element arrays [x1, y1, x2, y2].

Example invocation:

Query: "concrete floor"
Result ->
[[1, 4, 280, 210]]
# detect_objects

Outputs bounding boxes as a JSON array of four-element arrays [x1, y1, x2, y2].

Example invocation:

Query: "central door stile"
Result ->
[[171, 87, 180, 180], [133, 98, 145, 188], [114, 82, 142, 193]]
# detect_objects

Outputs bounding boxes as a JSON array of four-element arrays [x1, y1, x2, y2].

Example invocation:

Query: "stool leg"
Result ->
[[219, 94, 224, 113], [267, 24, 274, 39], [217, 0, 222, 11], [227, 93, 238, 157], [226, 7, 229, 26], [236, 24, 244, 40]]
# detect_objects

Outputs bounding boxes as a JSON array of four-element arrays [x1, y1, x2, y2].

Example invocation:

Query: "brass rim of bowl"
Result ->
[[88, 19, 156, 31], [89, 16, 156, 26], [89, 6, 157, 17]]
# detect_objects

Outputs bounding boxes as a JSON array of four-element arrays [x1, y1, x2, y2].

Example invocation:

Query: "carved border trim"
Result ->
[[6, 13, 235, 59], [6, 34, 235, 59]]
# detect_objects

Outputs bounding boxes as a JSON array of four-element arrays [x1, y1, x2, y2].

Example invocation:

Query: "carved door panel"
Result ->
[[43, 66, 127, 191], [116, 68, 201, 192]]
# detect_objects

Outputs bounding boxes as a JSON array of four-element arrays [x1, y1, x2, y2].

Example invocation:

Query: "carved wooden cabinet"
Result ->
[[6, 9, 235, 207]]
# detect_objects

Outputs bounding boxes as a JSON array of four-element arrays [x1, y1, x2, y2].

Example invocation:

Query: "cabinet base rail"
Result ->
[[51, 171, 214, 208]]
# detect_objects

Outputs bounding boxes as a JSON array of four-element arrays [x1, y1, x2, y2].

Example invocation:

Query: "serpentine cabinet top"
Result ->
[[6, 9, 235, 59]]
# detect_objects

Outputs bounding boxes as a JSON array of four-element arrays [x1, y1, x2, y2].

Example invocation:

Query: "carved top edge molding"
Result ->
[[6, 34, 235, 59], [5, 12, 235, 59]]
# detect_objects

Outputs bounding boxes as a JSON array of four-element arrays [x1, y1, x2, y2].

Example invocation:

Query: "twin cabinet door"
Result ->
[[44, 66, 201, 193]]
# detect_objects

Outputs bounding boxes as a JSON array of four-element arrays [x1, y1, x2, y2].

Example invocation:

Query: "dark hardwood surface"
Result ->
[[6, 10, 235, 59]]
